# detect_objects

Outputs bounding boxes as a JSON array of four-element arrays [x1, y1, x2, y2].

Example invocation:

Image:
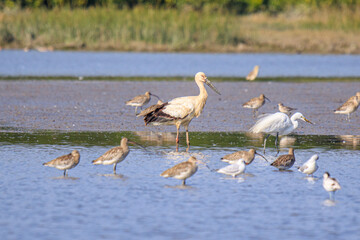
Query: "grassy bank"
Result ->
[[1, 6, 360, 53]]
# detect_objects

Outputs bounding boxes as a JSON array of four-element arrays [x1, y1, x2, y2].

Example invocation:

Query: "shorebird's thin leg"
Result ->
[[275, 132, 279, 156], [113, 164, 117, 174], [182, 179, 186, 185], [135, 106, 138, 114], [63, 170, 66, 177], [263, 134, 270, 154]]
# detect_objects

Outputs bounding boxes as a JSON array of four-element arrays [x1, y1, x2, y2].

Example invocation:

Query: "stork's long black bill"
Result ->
[[205, 79, 221, 95]]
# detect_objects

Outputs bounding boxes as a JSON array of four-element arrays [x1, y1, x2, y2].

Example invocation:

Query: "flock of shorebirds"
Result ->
[[42, 70, 358, 201]]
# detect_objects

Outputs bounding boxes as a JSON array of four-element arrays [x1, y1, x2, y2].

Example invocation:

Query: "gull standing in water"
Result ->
[[126, 91, 160, 114], [92, 138, 137, 174], [141, 72, 221, 152], [243, 94, 271, 118], [334, 93, 360, 121], [217, 159, 246, 178], [221, 148, 268, 165], [43, 150, 80, 177], [270, 148, 295, 170], [249, 112, 313, 154], [246, 65, 260, 81], [323, 172, 341, 200], [160, 156, 203, 186], [298, 154, 319, 177]]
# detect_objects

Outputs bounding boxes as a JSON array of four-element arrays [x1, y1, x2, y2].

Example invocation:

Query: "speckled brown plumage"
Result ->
[[270, 148, 295, 170], [43, 150, 80, 176], [160, 156, 199, 185]]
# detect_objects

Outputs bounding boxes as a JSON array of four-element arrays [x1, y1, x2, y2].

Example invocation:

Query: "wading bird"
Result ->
[[217, 159, 246, 178], [334, 93, 360, 121], [278, 103, 297, 115], [43, 150, 80, 177], [141, 72, 221, 152], [270, 148, 295, 170], [221, 148, 268, 165], [243, 94, 270, 118], [249, 112, 313, 154], [323, 172, 341, 200], [298, 154, 319, 177], [246, 65, 260, 81], [126, 91, 160, 114], [160, 156, 203, 185], [92, 138, 136, 174]]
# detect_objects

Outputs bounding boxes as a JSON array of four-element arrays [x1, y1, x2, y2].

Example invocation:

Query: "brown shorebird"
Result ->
[[141, 72, 221, 152], [92, 138, 135, 174], [160, 156, 203, 185], [278, 103, 297, 115], [221, 148, 268, 165], [246, 65, 260, 81], [243, 94, 271, 118], [270, 148, 295, 170], [43, 150, 80, 177], [126, 91, 160, 114], [323, 172, 341, 200], [137, 100, 164, 117], [334, 93, 360, 121]]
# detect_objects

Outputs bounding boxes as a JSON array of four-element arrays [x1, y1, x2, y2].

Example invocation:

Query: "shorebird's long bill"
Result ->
[[150, 93, 161, 100], [302, 117, 313, 124], [197, 159, 212, 170], [256, 152, 269, 162], [265, 96, 271, 102], [205, 79, 221, 95]]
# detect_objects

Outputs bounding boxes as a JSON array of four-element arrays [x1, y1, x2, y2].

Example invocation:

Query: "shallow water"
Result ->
[[1, 131, 359, 239], [1, 50, 360, 77]]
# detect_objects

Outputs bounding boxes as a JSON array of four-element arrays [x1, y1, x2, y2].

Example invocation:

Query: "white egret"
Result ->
[[249, 112, 313, 154]]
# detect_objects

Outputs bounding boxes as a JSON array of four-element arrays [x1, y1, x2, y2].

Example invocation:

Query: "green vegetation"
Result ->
[[0, 1, 359, 53], [1, 129, 358, 150]]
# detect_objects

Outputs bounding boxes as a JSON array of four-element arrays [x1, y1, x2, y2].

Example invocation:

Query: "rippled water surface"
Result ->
[[1, 50, 360, 77], [1, 131, 360, 240]]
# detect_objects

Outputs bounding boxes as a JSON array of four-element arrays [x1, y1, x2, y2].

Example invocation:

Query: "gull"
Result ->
[[217, 159, 246, 178], [298, 154, 319, 176]]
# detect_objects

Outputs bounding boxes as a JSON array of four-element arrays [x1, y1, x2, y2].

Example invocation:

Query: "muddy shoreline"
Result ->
[[0, 80, 359, 135]]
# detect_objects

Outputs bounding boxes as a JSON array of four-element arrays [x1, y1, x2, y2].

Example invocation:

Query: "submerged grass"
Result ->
[[1, 6, 360, 53]]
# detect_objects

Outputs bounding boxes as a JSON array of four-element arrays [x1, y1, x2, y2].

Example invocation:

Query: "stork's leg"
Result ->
[[175, 123, 181, 152], [263, 134, 270, 154], [275, 132, 280, 156], [185, 125, 190, 152], [113, 163, 117, 174]]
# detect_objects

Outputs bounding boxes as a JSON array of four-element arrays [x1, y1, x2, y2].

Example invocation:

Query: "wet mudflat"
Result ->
[[0, 80, 359, 135]]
